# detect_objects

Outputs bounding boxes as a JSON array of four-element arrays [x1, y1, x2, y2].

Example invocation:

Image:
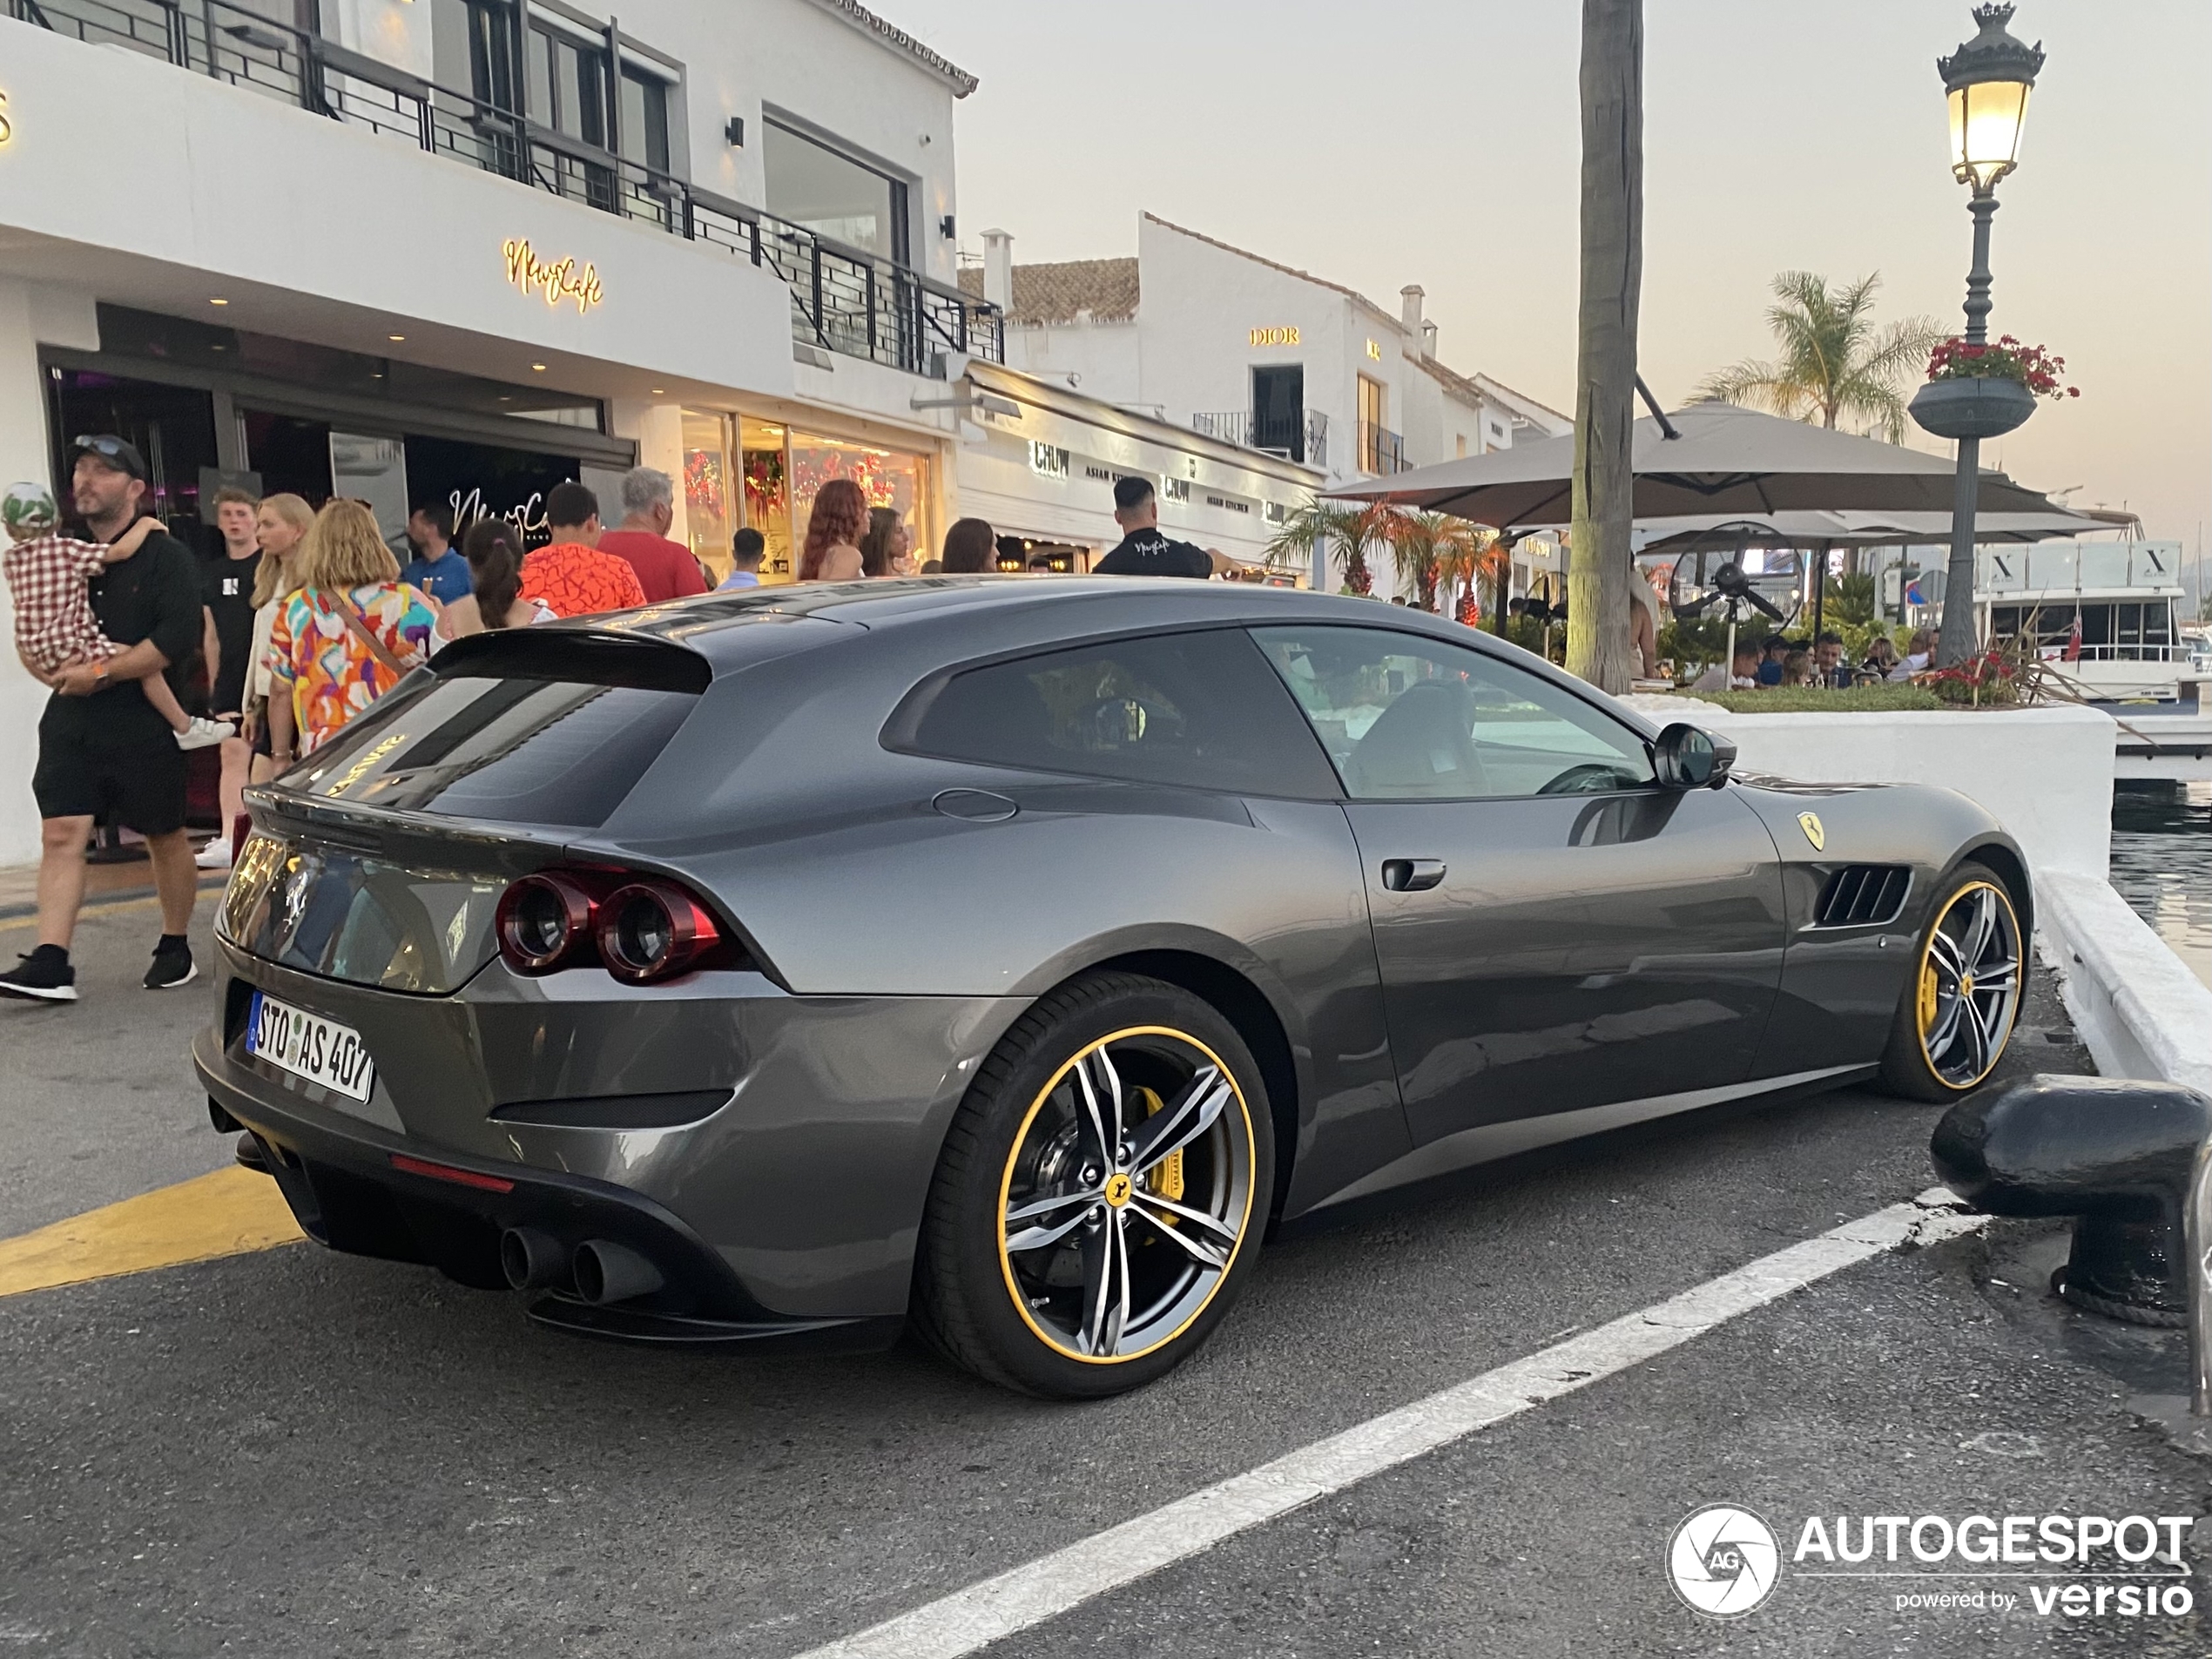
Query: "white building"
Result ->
[[965, 212, 1569, 589], [0, 0, 1313, 863]]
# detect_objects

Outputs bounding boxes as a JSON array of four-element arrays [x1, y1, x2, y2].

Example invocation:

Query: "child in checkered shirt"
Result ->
[[3, 482, 233, 749]]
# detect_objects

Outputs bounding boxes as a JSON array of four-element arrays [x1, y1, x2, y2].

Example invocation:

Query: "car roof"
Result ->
[[546, 577, 1663, 742], [604, 576, 1477, 654]]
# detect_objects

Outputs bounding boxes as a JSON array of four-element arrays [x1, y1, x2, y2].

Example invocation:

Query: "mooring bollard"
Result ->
[[1929, 1074, 2212, 1416]]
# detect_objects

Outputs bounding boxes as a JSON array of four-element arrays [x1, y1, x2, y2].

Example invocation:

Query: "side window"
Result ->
[[905, 629, 1340, 798], [1250, 625, 1654, 800]]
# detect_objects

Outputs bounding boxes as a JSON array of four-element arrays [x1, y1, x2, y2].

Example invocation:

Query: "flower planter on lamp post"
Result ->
[[1918, 3, 2045, 669], [1908, 374, 2038, 442]]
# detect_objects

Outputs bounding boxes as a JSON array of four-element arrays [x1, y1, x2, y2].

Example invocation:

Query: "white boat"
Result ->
[[1976, 541, 2193, 703]]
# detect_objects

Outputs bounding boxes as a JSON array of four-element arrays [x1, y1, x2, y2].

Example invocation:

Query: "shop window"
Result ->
[[903, 631, 1339, 799], [739, 417, 794, 582], [681, 410, 736, 580], [46, 368, 221, 548], [762, 118, 910, 265], [790, 430, 927, 575]]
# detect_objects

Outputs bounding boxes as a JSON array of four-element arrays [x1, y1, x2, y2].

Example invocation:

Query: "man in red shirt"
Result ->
[[517, 482, 648, 618], [596, 466, 708, 603]]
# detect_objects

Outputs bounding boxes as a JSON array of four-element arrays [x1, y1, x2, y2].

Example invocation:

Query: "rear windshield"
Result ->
[[288, 675, 697, 827]]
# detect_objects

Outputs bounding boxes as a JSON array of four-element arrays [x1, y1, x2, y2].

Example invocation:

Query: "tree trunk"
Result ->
[[1566, 0, 1642, 694]]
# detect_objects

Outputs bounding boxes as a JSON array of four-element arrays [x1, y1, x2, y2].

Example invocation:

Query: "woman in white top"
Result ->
[[243, 493, 314, 786], [433, 520, 557, 645]]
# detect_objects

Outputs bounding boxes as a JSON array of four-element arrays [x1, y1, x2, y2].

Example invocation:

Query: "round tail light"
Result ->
[[496, 873, 597, 974], [597, 880, 720, 984]]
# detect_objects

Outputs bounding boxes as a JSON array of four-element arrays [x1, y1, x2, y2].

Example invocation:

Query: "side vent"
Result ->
[[1814, 866, 1912, 927]]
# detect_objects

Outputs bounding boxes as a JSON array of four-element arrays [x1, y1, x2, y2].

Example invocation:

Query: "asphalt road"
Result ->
[[2, 902, 2204, 1656]]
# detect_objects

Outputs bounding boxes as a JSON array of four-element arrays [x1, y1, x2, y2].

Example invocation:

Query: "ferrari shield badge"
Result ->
[[1797, 812, 1825, 851]]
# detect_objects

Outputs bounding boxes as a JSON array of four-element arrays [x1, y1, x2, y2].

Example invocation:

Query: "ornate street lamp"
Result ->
[[1912, 4, 2045, 667]]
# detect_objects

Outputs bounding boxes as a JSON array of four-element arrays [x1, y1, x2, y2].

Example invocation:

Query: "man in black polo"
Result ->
[[1, 437, 206, 1001], [1092, 475, 1211, 578]]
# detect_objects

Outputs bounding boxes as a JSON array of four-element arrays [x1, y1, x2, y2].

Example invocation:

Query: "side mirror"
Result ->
[[1653, 722, 1735, 791]]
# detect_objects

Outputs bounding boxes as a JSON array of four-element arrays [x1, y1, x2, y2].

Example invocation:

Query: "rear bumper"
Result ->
[[196, 936, 1027, 1321], [198, 1028, 897, 1351]]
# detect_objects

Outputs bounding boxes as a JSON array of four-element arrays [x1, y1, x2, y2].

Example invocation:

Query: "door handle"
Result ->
[[1380, 858, 1447, 893]]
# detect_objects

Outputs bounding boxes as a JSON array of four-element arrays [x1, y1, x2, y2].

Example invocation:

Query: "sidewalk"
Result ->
[[0, 850, 230, 922]]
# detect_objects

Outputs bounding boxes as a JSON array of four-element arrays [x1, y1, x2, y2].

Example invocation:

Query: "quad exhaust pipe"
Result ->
[[499, 1227, 570, 1291], [501, 1229, 664, 1305], [570, 1238, 664, 1305]]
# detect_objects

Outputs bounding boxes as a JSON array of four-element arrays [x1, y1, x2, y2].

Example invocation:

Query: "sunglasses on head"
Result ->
[[72, 435, 132, 458]]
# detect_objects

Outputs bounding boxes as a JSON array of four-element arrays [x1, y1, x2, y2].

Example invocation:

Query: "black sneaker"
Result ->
[[0, 944, 77, 1002], [144, 936, 197, 991]]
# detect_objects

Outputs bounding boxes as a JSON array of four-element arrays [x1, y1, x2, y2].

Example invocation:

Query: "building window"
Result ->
[[1251, 365, 1306, 463], [1357, 374, 1392, 474], [763, 118, 910, 265], [1456, 434, 1467, 458]]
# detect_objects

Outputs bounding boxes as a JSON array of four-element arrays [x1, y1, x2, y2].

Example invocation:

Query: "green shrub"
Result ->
[[1649, 685, 1946, 713]]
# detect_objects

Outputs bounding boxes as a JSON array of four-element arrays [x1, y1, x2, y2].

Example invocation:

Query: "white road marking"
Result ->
[[790, 1189, 1988, 1659]]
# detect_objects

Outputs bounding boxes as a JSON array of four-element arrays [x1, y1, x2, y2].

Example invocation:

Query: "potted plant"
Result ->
[[1909, 335, 2078, 441]]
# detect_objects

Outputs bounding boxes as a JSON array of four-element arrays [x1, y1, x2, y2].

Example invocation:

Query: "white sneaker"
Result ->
[[195, 840, 233, 870], [175, 716, 235, 751]]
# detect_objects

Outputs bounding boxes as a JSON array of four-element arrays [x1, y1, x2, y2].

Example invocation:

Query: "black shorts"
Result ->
[[31, 722, 189, 836]]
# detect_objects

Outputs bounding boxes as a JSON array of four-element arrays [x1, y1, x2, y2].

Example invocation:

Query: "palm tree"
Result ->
[[1366, 507, 1505, 618], [1436, 523, 1512, 629], [1567, 0, 1643, 693], [1266, 498, 1379, 595], [1695, 272, 1942, 442]]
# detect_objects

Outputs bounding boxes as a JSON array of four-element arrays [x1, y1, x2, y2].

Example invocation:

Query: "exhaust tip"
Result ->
[[572, 1238, 664, 1305], [500, 1227, 570, 1292]]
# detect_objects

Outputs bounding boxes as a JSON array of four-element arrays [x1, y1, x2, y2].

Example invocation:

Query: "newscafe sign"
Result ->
[[1669, 1503, 2197, 1623]]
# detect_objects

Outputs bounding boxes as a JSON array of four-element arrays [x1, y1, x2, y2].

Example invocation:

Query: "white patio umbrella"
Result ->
[[1326, 402, 2067, 527]]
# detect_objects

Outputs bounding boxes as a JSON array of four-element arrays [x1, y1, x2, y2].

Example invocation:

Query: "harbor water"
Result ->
[[2110, 780, 2212, 991]]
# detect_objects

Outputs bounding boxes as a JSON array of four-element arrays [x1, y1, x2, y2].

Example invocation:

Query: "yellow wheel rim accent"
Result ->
[[1913, 879, 2020, 1091], [995, 1025, 1257, 1366]]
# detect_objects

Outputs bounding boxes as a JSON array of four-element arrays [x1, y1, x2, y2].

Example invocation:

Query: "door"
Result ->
[[1250, 625, 1785, 1147], [1251, 365, 1305, 462]]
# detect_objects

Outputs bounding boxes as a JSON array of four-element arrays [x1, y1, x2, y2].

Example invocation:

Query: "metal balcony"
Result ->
[[5, 0, 1004, 375], [1188, 408, 1328, 469], [1358, 421, 1408, 475]]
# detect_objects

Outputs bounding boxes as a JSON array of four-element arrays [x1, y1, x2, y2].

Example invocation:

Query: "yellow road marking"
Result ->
[[0, 1165, 304, 1298]]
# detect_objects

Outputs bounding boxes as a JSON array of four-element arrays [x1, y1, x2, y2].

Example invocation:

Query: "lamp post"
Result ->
[[1914, 4, 2044, 669]]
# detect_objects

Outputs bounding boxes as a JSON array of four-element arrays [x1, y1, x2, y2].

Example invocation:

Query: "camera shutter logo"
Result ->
[[1669, 1504, 1780, 1617]]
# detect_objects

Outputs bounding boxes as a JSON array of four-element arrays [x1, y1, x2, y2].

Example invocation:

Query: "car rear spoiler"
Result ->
[[431, 627, 712, 695]]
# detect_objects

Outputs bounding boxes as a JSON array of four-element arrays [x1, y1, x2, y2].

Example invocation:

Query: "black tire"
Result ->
[[912, 971, 1275, 1398], [1877, 861, 2026, 1102]]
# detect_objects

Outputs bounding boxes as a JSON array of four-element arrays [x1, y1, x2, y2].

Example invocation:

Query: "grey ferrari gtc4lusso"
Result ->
[[196, 579, 2029, 1396]]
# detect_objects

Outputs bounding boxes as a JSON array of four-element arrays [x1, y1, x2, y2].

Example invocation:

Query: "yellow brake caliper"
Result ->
[[1135, 1086, 1184, 1211]]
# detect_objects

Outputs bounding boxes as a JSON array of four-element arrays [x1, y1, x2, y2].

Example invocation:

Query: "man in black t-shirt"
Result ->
[[1092, 476, 1212, 579], [1, 438, 206, 1002], [199, 487, 261, 869]]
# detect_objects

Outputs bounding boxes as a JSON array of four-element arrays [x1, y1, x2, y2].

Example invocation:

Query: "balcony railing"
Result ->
[[1189, 408, 1328, 469], [1358, 421, 1408, 475], [5, 0, 1003, 375]]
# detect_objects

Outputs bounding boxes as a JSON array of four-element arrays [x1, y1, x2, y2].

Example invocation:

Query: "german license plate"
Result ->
[[245, 989, 376, 1103]]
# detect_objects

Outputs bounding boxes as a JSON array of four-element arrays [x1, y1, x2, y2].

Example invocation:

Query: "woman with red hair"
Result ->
[[797, 477, 868, 583]]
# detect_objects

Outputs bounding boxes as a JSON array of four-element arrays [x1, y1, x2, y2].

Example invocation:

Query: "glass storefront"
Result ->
[[681, 409, 738, 580], [678, 411, 932, 585], [44, 307, 625, 557]]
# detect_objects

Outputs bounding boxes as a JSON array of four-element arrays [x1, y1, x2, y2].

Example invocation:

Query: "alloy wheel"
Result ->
[[1916, 879, 2022, 1089], [997, 1026, 1258, 1365]]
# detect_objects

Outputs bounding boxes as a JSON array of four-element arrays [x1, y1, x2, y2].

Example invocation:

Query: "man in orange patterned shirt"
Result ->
[[518, 482, 648, 618]]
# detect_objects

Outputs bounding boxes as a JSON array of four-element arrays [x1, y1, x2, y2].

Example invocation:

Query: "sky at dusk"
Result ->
[[895, 0, 2210, 560]]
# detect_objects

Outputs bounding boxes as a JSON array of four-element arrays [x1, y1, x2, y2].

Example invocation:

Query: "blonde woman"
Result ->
[[241, 494, 314, 789], [266, 500, 437, 764]]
